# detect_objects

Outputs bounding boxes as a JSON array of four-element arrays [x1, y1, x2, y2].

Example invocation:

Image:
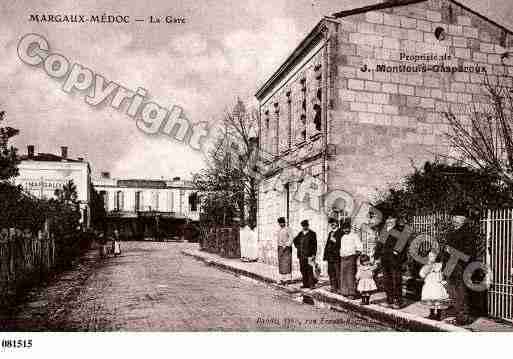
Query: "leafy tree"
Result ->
[[0, 110, 20, 181], [89, 185, 106, 230], [49, 180, 81, 235], [193, 98, 259, 228], [54, 179, 79, 205]]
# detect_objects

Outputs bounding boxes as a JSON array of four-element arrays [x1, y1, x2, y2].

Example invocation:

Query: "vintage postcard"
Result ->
[[1, 0, 513, 352]]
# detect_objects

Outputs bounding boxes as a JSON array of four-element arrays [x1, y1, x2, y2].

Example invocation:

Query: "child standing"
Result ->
[[356, 255, 377, 305], [420, 250, 450, 321]]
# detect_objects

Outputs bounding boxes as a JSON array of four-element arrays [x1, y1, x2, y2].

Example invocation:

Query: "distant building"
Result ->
[[93, 173, 199, 240], [16, 145, 91, 228]]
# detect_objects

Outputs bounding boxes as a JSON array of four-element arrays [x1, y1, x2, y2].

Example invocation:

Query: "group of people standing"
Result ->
[[275, 216, 370, 300], [274, 207, 479, 324], [98, 229, 122, 258], [276, 217, 317, 288]]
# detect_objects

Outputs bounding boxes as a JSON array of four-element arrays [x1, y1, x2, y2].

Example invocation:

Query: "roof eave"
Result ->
[[331, 0, 426, 18], [255, 18, 328, 100]]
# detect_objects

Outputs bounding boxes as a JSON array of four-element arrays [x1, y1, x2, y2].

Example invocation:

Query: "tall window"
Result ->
[[273, 101, 279, 155], [313, 103, 322, 132], [153, 192, 159, 211], [135, 191, 142, 211], [100, 191, 108, 211], [286, 90, 292, 149], [115, 191, 124, 211], [299, 76, 307, 141], [264, 109, 270, 157], [189, 192, 198, 212], [168, 191, 174, 211], [313, 63, 322, 133]]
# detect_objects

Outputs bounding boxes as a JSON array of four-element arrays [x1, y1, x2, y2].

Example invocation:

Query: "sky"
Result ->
[[1, 0, 512, 180]]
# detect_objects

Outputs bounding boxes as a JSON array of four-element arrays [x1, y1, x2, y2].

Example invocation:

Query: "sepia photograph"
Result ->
[[1, 0, 513, 355]]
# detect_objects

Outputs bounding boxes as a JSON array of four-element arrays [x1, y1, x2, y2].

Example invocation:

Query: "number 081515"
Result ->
[[1, 339, 32, 349]]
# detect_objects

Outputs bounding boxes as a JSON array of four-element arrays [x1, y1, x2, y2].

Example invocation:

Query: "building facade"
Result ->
[[15, 145, 91, 228], [93, 173, 199, 240], [255, 0, 513, 267]]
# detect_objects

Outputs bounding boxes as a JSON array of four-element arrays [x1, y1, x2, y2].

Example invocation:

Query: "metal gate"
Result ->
[[483, 209, 513, 322]]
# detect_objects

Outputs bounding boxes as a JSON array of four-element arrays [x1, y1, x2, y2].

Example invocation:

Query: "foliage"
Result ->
[[443, 72, 513, 185], [0, 111, 43, 230], [49, 180, 81, 236], [192, 98, 258, 228], [373, 160, 513, 220], [0, 182, 47, 231], [54, 180, 78, 205], [0, 109, 89, 273], [0, 111, 20, 181], [89, 185, 106, 230]]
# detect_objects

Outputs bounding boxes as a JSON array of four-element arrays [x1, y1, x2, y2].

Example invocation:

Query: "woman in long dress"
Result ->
[[276, 217, 292, 282], [339, 222, 362, 298], [112, 229, 121, 256]]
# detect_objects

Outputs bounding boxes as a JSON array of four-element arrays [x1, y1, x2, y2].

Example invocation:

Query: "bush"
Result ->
[[373, 161, 513, 219]]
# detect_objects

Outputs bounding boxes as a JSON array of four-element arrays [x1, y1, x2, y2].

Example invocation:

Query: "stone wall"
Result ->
[[257, 33, 330, 269], [328, 0, 513, 203], [257, 174, 329, 272]]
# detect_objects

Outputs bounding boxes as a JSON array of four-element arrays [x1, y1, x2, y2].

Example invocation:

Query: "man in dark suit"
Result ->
[[323, 217, 342, 292], [294, 219, 317, 289], [375, 215, 411, 309], [443, 206, 478, 325]]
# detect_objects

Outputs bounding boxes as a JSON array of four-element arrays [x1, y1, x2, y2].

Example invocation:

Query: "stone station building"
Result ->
[[255, 0, 513, 269]]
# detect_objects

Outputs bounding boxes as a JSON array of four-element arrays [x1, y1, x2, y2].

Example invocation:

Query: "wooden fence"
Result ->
[[0, 227, 55, 304], [200, 225, 241, 259]]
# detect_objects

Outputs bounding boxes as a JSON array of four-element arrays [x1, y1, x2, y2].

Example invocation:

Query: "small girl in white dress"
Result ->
[[420, 250, 449, 320], [356, 255, 377, 305]]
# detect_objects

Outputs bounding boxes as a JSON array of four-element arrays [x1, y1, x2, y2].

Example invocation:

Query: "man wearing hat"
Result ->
[[375, 215, 411, 308], [293, 219, 317, 289], [443, 205, 478, 325], [323, 217, 342, 292]]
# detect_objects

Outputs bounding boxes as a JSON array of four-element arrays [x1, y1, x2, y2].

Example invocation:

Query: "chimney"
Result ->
[[173, 176, 181, 181], [61, 146, 68, 160], [27, 145, 34, 159], [101, 172, 111, 179]]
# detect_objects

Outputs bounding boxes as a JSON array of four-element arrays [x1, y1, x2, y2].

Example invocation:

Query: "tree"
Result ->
[[50, 180, 81, 235], [193, 98, 259, 227], [443, 72, 513, 184], [0, 110, 20, 181], [90, 186, 106, 230], [54, 180, 79, 205]]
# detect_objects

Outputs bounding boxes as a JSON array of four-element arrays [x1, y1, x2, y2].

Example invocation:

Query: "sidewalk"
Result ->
[[182, 245, 303, 284], [182, 245, 513, 332]]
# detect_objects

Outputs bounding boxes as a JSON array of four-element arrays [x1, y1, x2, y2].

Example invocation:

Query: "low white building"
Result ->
[[93, 173, 199, 240], [15, 145, 91, 228]]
